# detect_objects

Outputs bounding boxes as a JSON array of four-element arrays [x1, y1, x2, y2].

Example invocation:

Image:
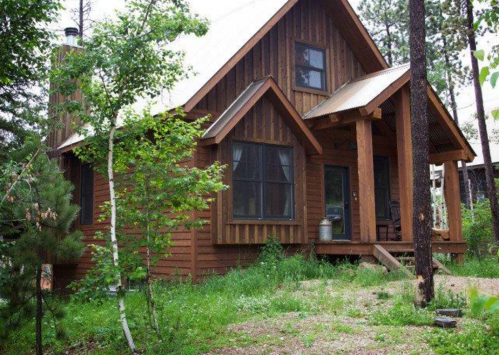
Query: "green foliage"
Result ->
[[2, 255, 381, 355], [462, 199, 496, 256], [357, 0, 409, 66], [0, 145, 83, 345], [0, 0, 62, 153], [53, 1, 211, 349], [428, 284, 467, 311], [258, 235, 285, 264], [447, 256, 499, 278], [370, 299, 435, 326], [427, 323, 499, 355], [358, 0, 469, 106]]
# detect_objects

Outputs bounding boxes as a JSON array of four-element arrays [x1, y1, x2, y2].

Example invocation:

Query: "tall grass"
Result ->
[[1, 243, 404, 355]]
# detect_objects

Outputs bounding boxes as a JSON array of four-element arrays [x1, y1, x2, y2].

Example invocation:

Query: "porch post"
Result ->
[[356, 119, 376, 242], [395, 86, 413, 242], [444, 160, 462, 242]]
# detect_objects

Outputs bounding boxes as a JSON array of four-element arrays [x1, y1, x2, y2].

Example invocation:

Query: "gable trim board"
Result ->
[[201, 77, 323, 155]]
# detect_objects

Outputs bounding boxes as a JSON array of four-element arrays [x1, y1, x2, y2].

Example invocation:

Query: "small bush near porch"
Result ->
[[2, 247, 499, 355]]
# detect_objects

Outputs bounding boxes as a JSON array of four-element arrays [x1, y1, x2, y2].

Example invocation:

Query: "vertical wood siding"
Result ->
[[194, 0, 364, 117]]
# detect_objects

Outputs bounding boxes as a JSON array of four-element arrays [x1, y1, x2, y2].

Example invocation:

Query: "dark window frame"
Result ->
[[232, 141, 295, 220], [80, 164, 94, 225], [295, 42, 327, 92], [374, 155, 391, 221]]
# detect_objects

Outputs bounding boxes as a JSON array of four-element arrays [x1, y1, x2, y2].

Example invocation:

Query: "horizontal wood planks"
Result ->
[[194, 0, 364, 117], [64, 155, 195, 280]]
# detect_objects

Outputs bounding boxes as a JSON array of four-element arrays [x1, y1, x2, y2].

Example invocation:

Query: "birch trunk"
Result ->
[[108, 121, 137, 354], [409, 0, 434, 307]]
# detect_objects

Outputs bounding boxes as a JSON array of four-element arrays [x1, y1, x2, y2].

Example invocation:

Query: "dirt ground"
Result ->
[[206, 276, 499, 355]]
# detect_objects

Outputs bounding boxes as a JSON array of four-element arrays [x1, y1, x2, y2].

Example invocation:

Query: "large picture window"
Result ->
[[233, 142, 294, 220], [374, 156, 390, 220], [80, 164, 94, 225], [295, 42, 327, 91]]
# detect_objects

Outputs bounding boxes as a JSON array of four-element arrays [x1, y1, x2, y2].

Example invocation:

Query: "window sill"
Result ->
[[228, 220, 299, 226]]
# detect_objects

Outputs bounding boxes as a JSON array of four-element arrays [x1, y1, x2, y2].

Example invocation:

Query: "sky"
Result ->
[[57, 0, 499, 162]]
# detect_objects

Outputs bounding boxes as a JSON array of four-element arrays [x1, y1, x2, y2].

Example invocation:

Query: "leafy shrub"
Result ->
[[370, 299, 434, 326], [258, 235, 285, 264], [427, 323, 499, 355], [428, 284, 467, 311], [462, 199, 497, 257]]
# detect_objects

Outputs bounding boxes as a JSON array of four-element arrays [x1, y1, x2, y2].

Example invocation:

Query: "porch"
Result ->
[[304, 65, 475, 260]]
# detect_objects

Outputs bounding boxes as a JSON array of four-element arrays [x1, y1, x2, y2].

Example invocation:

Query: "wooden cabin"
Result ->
[[49, 0, 475, 282]]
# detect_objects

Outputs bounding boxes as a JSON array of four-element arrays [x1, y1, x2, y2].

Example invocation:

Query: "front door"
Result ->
[[324, 166, 351, 240]]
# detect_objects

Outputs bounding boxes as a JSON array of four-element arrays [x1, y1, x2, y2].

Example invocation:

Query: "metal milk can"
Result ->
[[319, 218, 333, 241]]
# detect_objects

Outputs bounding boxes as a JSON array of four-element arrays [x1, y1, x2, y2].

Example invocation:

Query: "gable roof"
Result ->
[[133, 0, 388, 117], [304, 64, 410, 119], [202, 77, 323, 155]]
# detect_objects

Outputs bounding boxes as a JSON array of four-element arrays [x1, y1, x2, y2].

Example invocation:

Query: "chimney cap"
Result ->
[[64, 27, 79, 37]]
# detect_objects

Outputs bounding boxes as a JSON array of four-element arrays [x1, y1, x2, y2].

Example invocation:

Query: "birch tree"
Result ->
[[52, 1, 208, 352]]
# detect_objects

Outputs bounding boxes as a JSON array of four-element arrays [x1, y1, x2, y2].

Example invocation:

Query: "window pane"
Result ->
[[233, 181, 261, 217], [309, 70, 323, 89], [295, 44, 325, 69], [296, 67, 324, 90], [375, 188, 389, 219], [309, 49, 325, 69], [80, 164, 94, 225], [374, 156, 390, 220], [233, 143, 260, 180], [264, 183, 293, 218], [296, 44, 310, 66], [265, 146, 292, 182]]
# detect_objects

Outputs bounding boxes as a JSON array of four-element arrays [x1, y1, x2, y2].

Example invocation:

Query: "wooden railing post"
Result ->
[[395, 86, 413, 242], [356, 119, 376, 242], [444, 160, 462, 242]]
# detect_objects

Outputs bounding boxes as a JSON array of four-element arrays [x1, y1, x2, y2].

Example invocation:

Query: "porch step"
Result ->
[[372, 244, 452, 278]]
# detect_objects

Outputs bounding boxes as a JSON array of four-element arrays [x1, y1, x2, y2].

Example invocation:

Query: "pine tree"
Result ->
[[358, 0, 409, 65], [0, 143, 84, 355], [410, 0, 434, 307], [465, 0, 499, 242]]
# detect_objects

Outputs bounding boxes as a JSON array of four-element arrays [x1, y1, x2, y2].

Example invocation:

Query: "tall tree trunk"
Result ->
[[410, 0, 434, 307], [78, 0, 83, 38], [466, 0, 499, 242], [36, 265, 43, 355], [442, 32, 471, 209], [108, 122, 137, 354], [385, 23, 394, 66]]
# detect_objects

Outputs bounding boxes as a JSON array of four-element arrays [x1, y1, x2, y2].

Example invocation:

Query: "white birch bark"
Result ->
[[108, 122, 137, 354]]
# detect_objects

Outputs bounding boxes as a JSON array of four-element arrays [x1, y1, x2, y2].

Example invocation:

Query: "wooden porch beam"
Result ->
[[395, 86, 413, 242], [312, 108, 382, 131], [444, 161, 463, 242], [356, 119, 376, 242], [429, 150, 467, 165]]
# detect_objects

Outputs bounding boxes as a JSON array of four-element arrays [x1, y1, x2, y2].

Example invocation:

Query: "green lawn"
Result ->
[[2, 252, 499, 355]]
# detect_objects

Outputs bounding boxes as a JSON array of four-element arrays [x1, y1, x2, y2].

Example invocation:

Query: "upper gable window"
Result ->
[[295, 43, 326, 91]]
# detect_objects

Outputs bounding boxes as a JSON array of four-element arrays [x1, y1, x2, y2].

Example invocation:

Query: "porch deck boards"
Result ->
[[314, 241, 467, 255]]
